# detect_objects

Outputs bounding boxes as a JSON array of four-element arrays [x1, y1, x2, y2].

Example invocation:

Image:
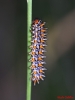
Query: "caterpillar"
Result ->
[[29, 19, 47, 85]]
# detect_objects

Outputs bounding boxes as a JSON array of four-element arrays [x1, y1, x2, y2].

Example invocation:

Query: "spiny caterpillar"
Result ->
[[29, 19, 47, 85]]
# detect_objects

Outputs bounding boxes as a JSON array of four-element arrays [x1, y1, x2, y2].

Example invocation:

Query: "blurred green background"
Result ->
[[0, 0, 75, 100]]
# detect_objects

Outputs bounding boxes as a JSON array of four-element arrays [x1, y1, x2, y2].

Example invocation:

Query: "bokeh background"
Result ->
[[0, 0, 75, 100]]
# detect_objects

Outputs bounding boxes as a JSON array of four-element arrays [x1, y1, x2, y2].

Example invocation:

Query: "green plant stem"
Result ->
[[26, 0, 32, 100]]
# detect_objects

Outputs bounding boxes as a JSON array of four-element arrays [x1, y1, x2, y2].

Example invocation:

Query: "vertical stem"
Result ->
[[26, 0, 32, 100]]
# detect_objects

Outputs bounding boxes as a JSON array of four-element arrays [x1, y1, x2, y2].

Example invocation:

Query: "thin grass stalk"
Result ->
[[26, 0, 32, 100]]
